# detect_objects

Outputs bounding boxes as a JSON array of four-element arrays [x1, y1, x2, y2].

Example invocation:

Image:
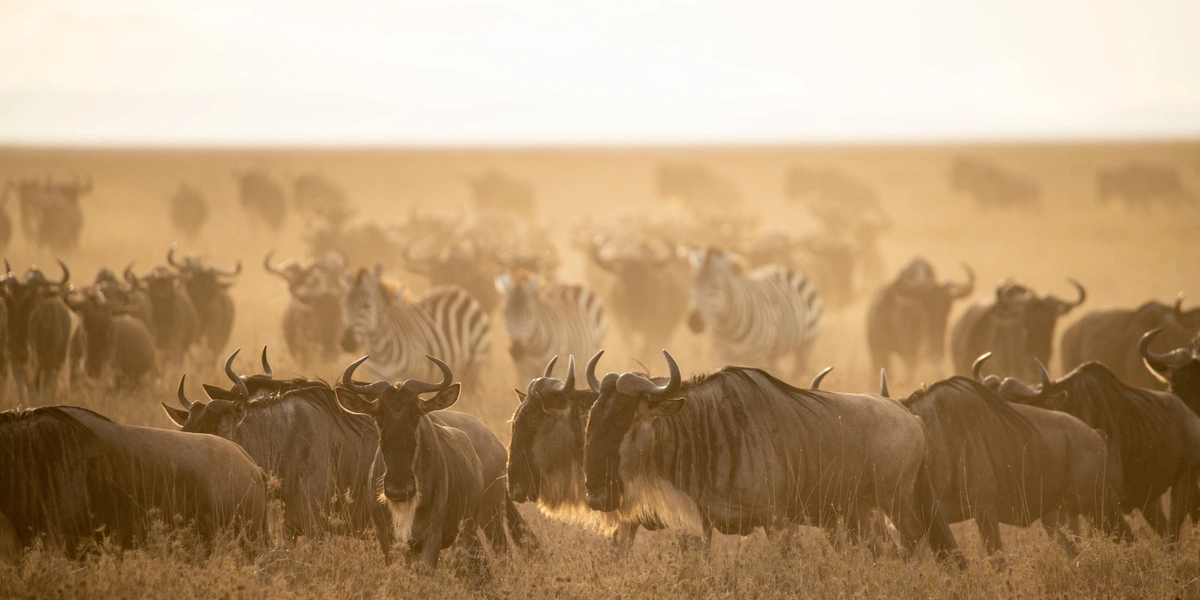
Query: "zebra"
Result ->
[[686, 247, 823, 378], [496, 271, 607, 386], [340, 265, 490, 386]]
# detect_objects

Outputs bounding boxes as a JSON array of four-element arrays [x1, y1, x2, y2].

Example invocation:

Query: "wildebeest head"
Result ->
[[264, 250, 347, 305], [1022, 279, 1087, 360], [584, 350, 683, 513], [894, 258, 975, 358], [991, 358, 1071, 411], [508, 353, 601, 505], [167, 244, 240, 307], [337, 354, 460, 502], [1140, 328, 1200, 413], [686, 247, 742, 333], [161, 349, 275, 434]]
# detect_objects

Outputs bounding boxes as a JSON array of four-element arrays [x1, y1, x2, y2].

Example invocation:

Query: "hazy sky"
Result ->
[[1, 0, 1198, 145]]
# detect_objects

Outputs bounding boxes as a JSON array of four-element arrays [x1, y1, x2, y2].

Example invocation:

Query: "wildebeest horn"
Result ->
[[971, 352, 992, 382], [177, 374, 196, 410], [810, 367, 832, 390], [615, 350, 681, 397], [1035, 358, 1054, 392], [402, 355, 454, 395], [879, 369, 890, 398], [549, 355, 576, 393], [340, 356, 392, 398], [215, 260, 242, 277], [123, 261, 140, 288], [586, 350, 604, 392], [4, 259, 11, 278], [263, 249, 285, 278], [55, 259, 69, 286], [1060, 278, 1086, 309], [224, 349, 251, 400], [1139, 328, 1193, 370], [999, 376, 1041, 399], [543, 355, 558, 379], [167, 244, 183, 268], [946, 264, 975, 299], [260, 346, 273, 379], [1174, 293, 1185, 315]]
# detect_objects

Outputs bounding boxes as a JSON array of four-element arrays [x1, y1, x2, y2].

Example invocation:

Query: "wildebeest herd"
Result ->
[[1, 156, 1199, 595]]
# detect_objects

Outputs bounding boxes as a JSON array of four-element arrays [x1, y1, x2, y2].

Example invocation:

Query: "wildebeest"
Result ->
[[990, 359, 1200, 543], [168, 245, 239, 357], [0, 181, 14, 251], [114, 263, 157, 336], [169, 184, 208, 240], [10, 175, 89, 252], [582, 351, 963, 563], [341, 265, 490, 386], [867, 259, 974, 378], [233, 169, 287, 231], [67, 286, 156, 384], [950, 157, 1041, 211], [163, 350, 377, 538], [264, 250, 346, 367], [467, 171, 536, 217], [4, 261, 75, 398], [950, 278, 1085, 381], [1097, 163, 1198, 210], [686, 247, 823, 377], [403, 235, 502, 313], [336, 355, 538, 569], [784, 166, 885, 233], [905, 366, 1131, 557], [584, 231, 688, 360], [657, 164, 741, 212], [292, 171, 352, 224], [137, 266, 199, 364], [0, 405, 267, 557], [1140, 329, 1200, 416], [497, 271, 607, 386], [1061, 296, 1200, 389]]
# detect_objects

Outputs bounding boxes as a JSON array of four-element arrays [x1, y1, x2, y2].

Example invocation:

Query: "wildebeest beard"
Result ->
[[382, 490, 421, 543]]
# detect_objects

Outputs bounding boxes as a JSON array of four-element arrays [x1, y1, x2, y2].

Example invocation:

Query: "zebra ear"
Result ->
[[686, 247, 703, 267]]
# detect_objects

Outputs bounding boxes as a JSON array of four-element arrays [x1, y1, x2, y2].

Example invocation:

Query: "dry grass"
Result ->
[[1, 142, 1199, 598]]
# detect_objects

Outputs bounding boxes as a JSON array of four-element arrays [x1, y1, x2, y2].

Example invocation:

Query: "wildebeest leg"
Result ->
[[457, 519, 491, 586], [612, 522, 638, 557], [1169, 477, 1194, 547], [476, 485, 510, 555], [503, 495, 541, 553], [1041, 507, 1079, 559], [371, 504, 395, 564], [1143, 498, 1173, 544], [411, 529, 442, 570]]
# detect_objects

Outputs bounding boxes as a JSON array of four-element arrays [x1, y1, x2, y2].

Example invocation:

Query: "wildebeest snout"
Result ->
[[384, 478, 417, 502]]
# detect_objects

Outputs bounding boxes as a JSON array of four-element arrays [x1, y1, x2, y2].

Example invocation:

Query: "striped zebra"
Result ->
[[496, 271, 607, 386], [686, 247, 822, 377], [340, 265, 490, 385]]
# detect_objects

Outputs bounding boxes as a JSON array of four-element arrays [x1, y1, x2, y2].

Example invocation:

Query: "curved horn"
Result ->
[[971, 352, 993, 383], [123, 261, 140, 288], [4, 259, 11, 278], [999, 376, 1041, 400], [55, 259, 69, 286], [402, 355, 454, 395], [260, 346, 273, 379], [224, 349, 251, 400], [340, 356, 393, 398], [167, 244, 183, 269], [177, 374, 196, 410], [1139, 328, 1193, 370], [615, 350, 681, 397], [543, 355, 558, 379], [879, 369, 890, 398], [214, 260, 242, 277], [263, 249, 285, 278], [549, 355, 576, 393], [810, 366, 832, 390], [1035, 358, 1054, 392], [1174, 292, 1185, 316], [1063, 278, 1086, 309], [946, 263, 975, 299], [586, 350, 604, 392]]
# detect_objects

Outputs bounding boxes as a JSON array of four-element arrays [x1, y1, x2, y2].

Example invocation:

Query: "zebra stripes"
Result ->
[[497, 272, 607, 385], [341, 266, 490, 385], [686, 248, 822, 375]]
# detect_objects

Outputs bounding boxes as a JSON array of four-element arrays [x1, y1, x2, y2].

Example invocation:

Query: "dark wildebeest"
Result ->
[[264, 250, 346, 367], [467, 171, 536, 218], [170, 184, 208, 240], [67, 286, 156, 384], [0, 405, 267, 558], [582, 351, 964, 564], [905, 363, 1131, 558], [0, 181, 14, 251], [163, 350, 378, 539], [1097, 163, 1198, 210], [13, 175, 89, 253], [233, 169, 287, 231], [950, 278, 1085, 381], [110, 263, 157, 336], [403, 236, 501, 314], [5, 261, 75, 398], [336, 355, 539, 570], [657, 164, 741, 212], [1141, 329, 1200, 416], [989, 358, 1200, 544], [784, 166, 885, 233], [139, 266, 199, 364], [168, 245, 239, 358], [586, 232, 688, 360], [292, 171, 352, 223], [950, 157, 1041, 211], [1060, 296, 1200, 389], [867, 258, 974, 378]]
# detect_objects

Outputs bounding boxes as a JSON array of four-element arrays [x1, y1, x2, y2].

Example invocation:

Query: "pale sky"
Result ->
[[1, 0, 1198, 145]]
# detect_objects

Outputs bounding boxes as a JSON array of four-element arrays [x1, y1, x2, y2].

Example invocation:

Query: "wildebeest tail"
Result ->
[[914, 454, 966, 568], [505, 495, 541, 552]]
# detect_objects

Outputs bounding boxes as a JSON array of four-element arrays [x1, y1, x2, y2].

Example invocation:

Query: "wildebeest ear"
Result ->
[[540, 393, 570, 416], [203, 384, 235, 400], [686, 247, 703, 267], [229, 397, 247, 428], [161, 403, 189, 427], [334, 387, 378, 416], [514, 389, 527, 404], [649, 397, 685, 418], [421, 383, 462, 413]]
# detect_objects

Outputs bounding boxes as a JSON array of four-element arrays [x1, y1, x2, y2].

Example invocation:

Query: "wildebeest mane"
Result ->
[[905, 376, 1038, 435], [242, 378, 374, 438]]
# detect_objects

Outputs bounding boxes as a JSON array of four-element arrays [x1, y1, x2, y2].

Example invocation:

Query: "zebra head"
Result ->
[[686, 247, 740, 333], [341, 264, 391, 352], [496, 270, 543, 341]]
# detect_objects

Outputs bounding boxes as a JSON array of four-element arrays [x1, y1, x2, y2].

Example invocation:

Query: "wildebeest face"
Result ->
[[508, 364, 594, 504], [1141, 329, 1200, 413], [162, 375, 248, 438], [584, 351, 683, 513]]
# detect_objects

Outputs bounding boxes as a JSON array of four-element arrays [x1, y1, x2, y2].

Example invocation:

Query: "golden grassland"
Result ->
[[0, 142, 1199, 598]]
